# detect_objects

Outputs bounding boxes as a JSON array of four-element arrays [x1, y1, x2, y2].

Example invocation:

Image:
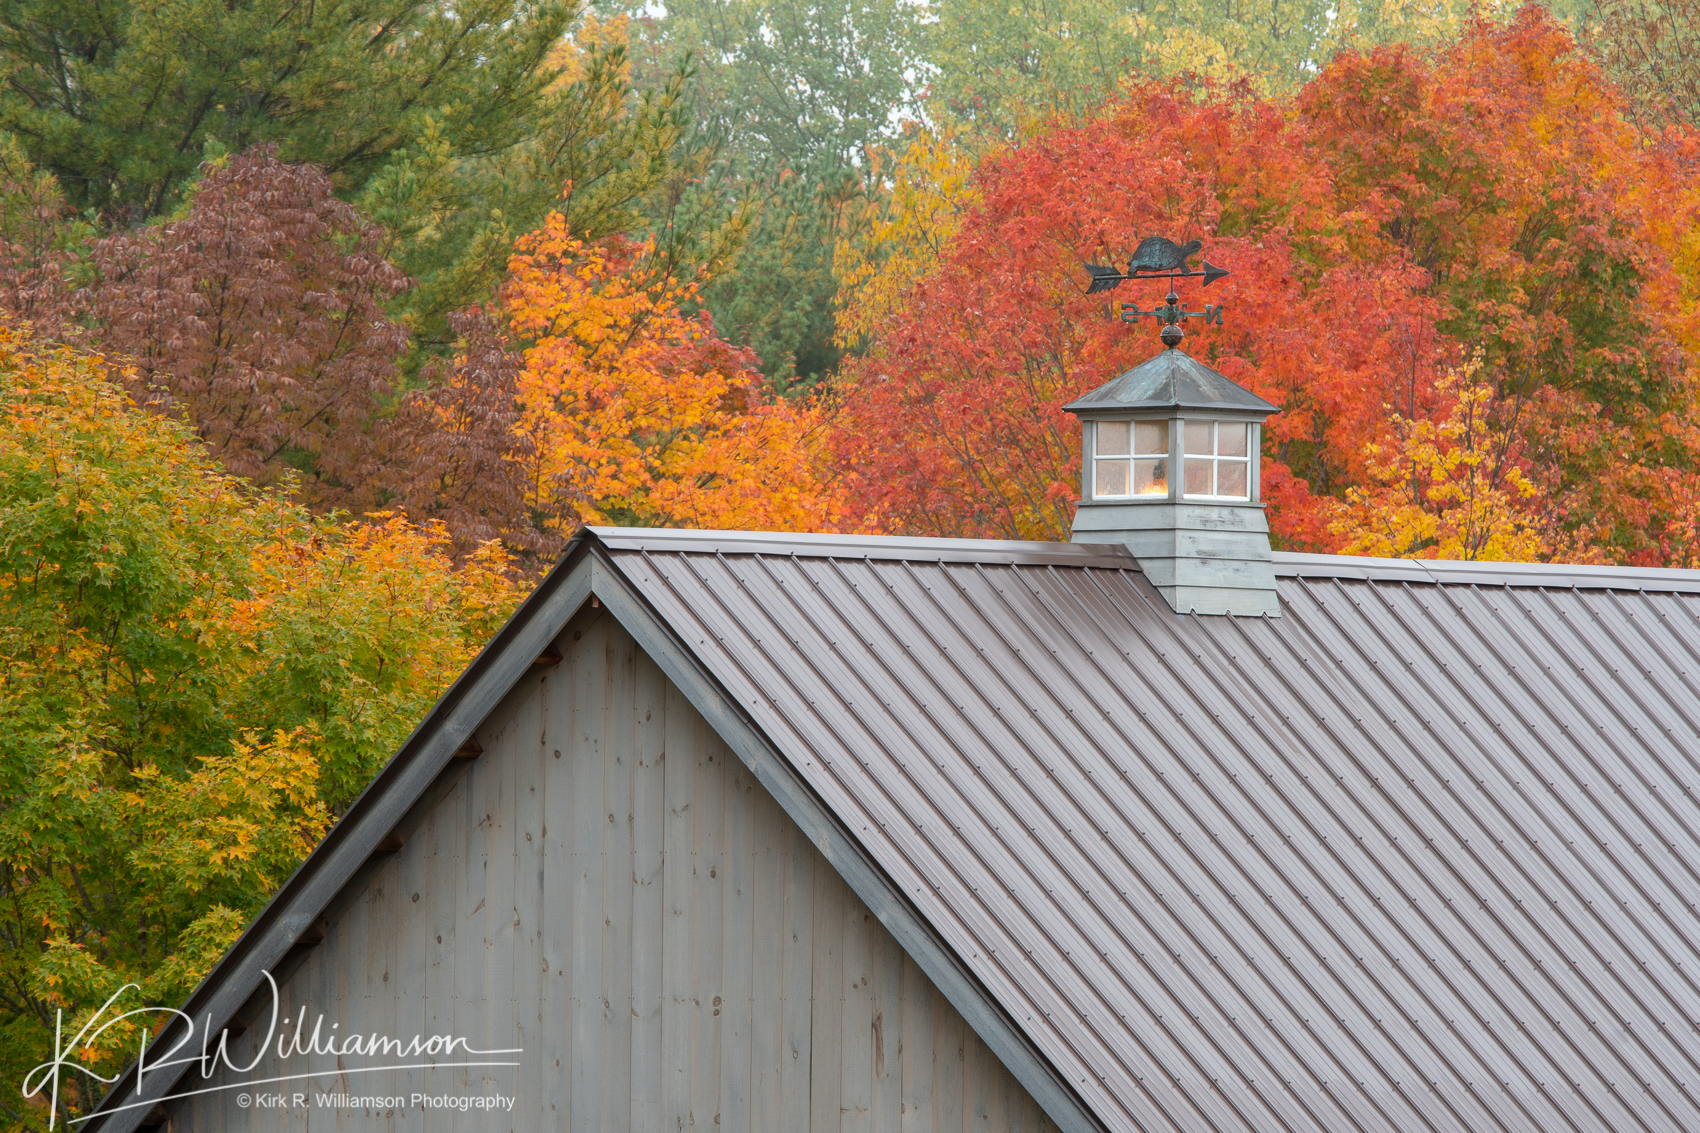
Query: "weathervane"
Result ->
[[1084, 235, 1228, 349]]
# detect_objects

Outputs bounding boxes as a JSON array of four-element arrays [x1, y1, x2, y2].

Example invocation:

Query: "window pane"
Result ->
[[1096, 420, 1131, 456], [1217, 460, 1248, 498], [1218, 422, 1248, 458], [1185, 420, 1213, 456], [1095, 458, 1130, 497], [1134, 420, 1168, 456], [1134, 458, 1167, 495], [1184, 458, 1213, 495]]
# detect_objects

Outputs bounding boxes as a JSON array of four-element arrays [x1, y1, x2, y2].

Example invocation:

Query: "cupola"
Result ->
[[1065, 348, 1281, 616]]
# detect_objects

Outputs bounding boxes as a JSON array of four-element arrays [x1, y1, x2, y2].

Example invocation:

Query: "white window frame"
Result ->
[[1182, 419, 1252, 501], [1091, 419, 1169, 500]]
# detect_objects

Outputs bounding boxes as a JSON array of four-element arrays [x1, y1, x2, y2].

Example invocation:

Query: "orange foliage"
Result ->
[[505, 210, 842, 532], [830, 11, 1700, 563]]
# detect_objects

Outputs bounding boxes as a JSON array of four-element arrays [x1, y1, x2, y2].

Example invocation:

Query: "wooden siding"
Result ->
[[171, 612, 1057, 1133]]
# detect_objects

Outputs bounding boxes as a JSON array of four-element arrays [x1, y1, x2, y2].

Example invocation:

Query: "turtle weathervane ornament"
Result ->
[[1084, 235, 1228, 348]]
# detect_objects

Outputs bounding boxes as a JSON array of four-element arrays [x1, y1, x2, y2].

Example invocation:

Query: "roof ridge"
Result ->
[[586, 526, 1140, 568], [1273, 550, 1700, 593]]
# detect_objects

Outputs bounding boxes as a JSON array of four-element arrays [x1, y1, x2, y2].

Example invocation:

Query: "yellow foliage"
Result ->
[[125, 728, 331, 895], [0, 323, 527, 1113], [506, 212, 843, 531], [835, 122, 985, 346], [1325, 365, 1553, 561], [543, 12, 632, 93]]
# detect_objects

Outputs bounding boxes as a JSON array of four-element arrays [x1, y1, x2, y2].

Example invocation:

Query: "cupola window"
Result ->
[[1092, 420, 1169, 498], [1183, 420, 1250, 500]]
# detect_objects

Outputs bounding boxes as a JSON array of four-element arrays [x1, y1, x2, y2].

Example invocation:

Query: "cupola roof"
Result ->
[[1063, 348, 1279, 416]]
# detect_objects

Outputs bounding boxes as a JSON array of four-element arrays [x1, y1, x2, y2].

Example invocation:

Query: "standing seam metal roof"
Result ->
[[595, 528, 1700, 1133]]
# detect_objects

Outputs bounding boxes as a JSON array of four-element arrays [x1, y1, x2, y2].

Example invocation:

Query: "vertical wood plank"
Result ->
[[511, 670, 547, 1129], [484, 699, 519, 1109], [748, 786, 785, 1133], [719, 758, 756, 1133], [872, 928, 903, 1133], [540, 658, 574, 1127], [629, 652, 667, 1129], [841, 896, 875, 1133], [661, 682, 696, 1130], [966, 1024, 993, 1133], [571, 620, 606, 1133], [358, 850, 389, 1107], [423, 773, 460, 1133], [779, 809, 815, 1133], [600, 628, 636, 1132], [396, 786, 433, 1112], [900, 953, 934, 1133], [810, 849, 844, 1133], [933, 985, 965, 1133], [313, 904, 341, 1104], [450, 728, 489, 1125], [689, 722, 726, 1132]]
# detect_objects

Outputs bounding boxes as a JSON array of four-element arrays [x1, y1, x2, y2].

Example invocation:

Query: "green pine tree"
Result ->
[[0, 0, 574, 220]]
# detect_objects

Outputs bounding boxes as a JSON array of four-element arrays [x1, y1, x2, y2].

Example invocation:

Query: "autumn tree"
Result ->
[[916, 0, 1589, 135], [0, 325, 520, 1124], [618, 0, 919, 387], [830, 11, 1700, 565], [386, 308, 565, 561], [70, 150, 410, 507], [1324, 364, 1557, 560], [0, 133, 74, 327], [0, 0, 721, 380], [360, 16, 724, 356], [504, 210, 843, 531], [834, 121, 987, 348], [1595, 0, 1700, 125]]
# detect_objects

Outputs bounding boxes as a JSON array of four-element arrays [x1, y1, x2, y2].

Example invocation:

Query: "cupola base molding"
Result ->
[[1072, 498, 1281, 617]]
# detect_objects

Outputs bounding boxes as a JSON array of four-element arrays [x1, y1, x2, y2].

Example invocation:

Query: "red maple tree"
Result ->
[[78, 149, 411, 506], [832, 11, 1700, 564]]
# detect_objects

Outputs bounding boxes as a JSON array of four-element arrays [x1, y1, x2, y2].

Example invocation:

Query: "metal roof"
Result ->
[[597, 528, 1700, 1133], [1061, 349, 1281, 416]]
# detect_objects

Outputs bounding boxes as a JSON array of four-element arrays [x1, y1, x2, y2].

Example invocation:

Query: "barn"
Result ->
[[86, 349, 1700, 1133]]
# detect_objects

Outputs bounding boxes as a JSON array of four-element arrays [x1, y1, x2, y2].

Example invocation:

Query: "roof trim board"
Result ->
[[1273, 552, 1700, 594], [587, 527, 1700, 596], [85, 536, 1102, 1133], [590, 526, 1141, 569]]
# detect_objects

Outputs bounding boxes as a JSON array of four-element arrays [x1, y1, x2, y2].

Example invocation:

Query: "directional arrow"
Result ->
[[1085, 263, 1127, 294], [1081, 260, 1231, 293]]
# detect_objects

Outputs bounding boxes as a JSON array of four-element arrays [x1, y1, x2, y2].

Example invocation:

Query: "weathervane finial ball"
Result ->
[[1159, 323, 1185, 349]]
